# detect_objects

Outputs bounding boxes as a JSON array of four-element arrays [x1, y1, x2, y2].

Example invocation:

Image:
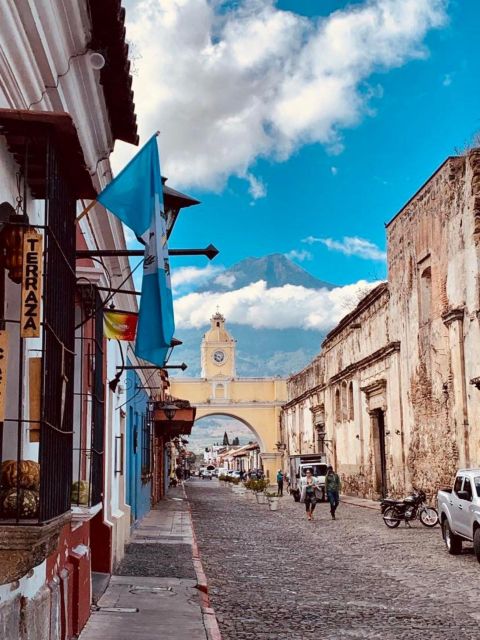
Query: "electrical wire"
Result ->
[[74, 257, 144, 330], [27, 50, 89, 110]]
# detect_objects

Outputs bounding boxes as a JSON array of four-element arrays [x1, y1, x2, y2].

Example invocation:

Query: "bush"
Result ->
[[246, 479, 268, 493]]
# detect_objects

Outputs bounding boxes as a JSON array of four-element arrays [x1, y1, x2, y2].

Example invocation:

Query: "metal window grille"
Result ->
[[141, 409, 152, 480], [72, 285, 104, 508], [38, 136, 76, 522], [0, 134, 76, 524]]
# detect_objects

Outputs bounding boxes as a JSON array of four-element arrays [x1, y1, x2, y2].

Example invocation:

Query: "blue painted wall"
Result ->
[[125, 363, 152, 524]]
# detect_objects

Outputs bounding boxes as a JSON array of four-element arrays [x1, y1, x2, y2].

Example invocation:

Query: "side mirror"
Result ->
[[457, 490, 471, 501]]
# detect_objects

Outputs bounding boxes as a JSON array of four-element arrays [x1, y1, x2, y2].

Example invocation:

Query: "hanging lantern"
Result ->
[[0, 208, 30, 285], [0, 223, 25, 284]]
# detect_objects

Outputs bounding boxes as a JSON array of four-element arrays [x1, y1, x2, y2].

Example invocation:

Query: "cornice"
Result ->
[[283, 341, 400, 409], [442, 307, 465, 326]]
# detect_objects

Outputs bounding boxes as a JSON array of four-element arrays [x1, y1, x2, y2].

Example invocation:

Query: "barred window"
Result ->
[[141, 411, 152, 478]]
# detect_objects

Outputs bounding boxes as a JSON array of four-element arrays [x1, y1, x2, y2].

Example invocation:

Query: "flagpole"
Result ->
[[75, 200, 96, 225]]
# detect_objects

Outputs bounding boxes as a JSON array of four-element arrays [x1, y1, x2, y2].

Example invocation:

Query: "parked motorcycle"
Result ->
[[381, 489, 439, 528]]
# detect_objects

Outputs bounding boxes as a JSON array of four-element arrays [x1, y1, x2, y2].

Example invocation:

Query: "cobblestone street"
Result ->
[[187, 480, 480, 640]]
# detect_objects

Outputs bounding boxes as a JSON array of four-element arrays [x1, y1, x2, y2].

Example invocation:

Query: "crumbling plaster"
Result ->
[[283, 151, 480, 499]]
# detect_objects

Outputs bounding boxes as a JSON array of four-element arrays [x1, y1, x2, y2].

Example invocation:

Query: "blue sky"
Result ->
[[118, 0, 479, 321]]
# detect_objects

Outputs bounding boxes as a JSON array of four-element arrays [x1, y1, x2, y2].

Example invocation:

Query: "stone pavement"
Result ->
[[187, 480, 480, 640], [79, 484, 221, 640]]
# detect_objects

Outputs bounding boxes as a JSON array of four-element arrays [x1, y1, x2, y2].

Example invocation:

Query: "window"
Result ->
[[72, 286, 105, 508], [335, 389, 341, 422], [301, 464, 327, 477], [419, 265, 432, 324], [141, 411, 152, 479], [463, 478, 473, 502], [474, 477, 480, 498], [454, 476, 464, 496], [348, 382, 354, 421], [341, 381, 348, 421]]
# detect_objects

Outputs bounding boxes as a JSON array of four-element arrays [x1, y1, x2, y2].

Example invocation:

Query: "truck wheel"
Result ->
[[473, 528, 480, 564], [443, 520, 462, 555]]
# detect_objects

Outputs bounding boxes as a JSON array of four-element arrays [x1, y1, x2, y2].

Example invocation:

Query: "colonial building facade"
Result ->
[[282, 150, 480, 500]]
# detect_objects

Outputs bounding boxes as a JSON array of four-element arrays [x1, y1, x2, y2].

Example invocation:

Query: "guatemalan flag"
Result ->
[[97, 135, 174, 367]]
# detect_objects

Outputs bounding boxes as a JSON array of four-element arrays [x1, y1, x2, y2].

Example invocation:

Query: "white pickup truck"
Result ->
[[438, 469, 480, 561]]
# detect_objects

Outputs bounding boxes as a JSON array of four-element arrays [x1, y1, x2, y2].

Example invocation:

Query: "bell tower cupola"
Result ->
[[201, 312, 236, 379]]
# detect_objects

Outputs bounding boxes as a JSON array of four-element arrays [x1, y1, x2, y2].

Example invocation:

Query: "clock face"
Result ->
[[213, 350, 225, 363]]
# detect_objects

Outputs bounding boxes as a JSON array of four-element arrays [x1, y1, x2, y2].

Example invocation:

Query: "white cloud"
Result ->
[[173, 279, 381, 330], [116, 0, 447, 191], [214, 273, 236, 288], [302, 235, 387, 261], [331, 166, 338, 176], [246, 173, 267, 200], [171, 264, 224, 293], [284, 249, 313, 262]]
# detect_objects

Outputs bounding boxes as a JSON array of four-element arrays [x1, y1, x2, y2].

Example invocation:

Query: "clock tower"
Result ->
[[201, 312, 236, 380]]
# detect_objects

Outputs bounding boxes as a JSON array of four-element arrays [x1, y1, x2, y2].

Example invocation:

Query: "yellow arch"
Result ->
[[170, 377, 288, 482]]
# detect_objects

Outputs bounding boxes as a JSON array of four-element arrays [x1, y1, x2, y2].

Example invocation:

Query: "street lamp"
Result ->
[[0, 203, 30, 284], [163, 404, 177, 421]]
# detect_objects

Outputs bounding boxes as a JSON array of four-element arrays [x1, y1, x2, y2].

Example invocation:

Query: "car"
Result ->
[[438, 469, 480, 560], [200, 469, 212, 480]]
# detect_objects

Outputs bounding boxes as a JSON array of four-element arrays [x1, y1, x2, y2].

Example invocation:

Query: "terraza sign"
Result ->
[[20, 230, 43, 338]]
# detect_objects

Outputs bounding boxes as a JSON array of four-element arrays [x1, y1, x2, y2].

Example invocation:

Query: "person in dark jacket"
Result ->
[[325, 466, 341, 520], [276, 470, 284, 497]]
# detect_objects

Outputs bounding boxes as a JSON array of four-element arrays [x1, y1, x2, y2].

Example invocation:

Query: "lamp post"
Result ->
[[163, 404, 177, 421]]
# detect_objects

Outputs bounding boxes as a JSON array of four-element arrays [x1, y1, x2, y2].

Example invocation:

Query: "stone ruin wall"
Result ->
[[387, 154, 476, 497]]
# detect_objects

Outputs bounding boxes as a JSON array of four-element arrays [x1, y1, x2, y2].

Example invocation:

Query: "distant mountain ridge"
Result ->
[[172, 254, 332, 379], [198, 253, 334, 292]]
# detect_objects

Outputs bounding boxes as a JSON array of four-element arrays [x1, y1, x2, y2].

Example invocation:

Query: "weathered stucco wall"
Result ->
[[282, 150, 480, 500]]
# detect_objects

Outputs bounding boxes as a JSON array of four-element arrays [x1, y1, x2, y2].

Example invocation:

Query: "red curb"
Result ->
[[202, 607, 222, 640], [182, 484, 223, 640]]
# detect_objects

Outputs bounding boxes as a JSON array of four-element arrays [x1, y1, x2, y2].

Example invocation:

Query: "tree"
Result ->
[[223, 431, 229, 446]]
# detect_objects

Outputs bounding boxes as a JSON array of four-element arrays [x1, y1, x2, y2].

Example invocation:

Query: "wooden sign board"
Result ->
[[0, 331, 9, 422], [20, 230, 43, 338]]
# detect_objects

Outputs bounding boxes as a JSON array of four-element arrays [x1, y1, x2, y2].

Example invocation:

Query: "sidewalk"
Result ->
[[79, 485, 221, 640], [341, 494, 380, 510]]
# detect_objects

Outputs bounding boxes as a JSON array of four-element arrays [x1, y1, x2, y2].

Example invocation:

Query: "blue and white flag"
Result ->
[[97, 135, 174, 367]]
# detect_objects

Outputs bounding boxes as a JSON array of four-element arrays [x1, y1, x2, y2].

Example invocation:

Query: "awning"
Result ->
[[153, 404, 197, 437], [0, 109, 96, 199]]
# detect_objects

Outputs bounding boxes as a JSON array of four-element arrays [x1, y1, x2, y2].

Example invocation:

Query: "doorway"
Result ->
[[372, 409, 387, 497]]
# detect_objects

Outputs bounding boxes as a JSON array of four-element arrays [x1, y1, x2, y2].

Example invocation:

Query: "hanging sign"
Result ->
[[20, 230, 43, 338], [104, 310, 138, 341], [0, 331, 9, 421]]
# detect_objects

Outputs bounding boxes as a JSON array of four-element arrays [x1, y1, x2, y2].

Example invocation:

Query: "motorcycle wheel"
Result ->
[[419, 506, 439, 527], [382, 506, 401, 528]]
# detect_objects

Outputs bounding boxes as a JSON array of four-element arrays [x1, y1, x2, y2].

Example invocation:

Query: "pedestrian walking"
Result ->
[[300, 469, 318, 521], [276, 469, 284, 497], [325, 465, 341, 520]]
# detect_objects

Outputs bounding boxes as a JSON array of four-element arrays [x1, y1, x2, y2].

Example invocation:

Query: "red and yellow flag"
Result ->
[[104, 310, 138, 341]]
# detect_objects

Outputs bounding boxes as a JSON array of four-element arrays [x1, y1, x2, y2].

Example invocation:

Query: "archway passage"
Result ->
[[192, 412, 267, 452], [169, 313, 288, 483], [190, 414, 264, 476]]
